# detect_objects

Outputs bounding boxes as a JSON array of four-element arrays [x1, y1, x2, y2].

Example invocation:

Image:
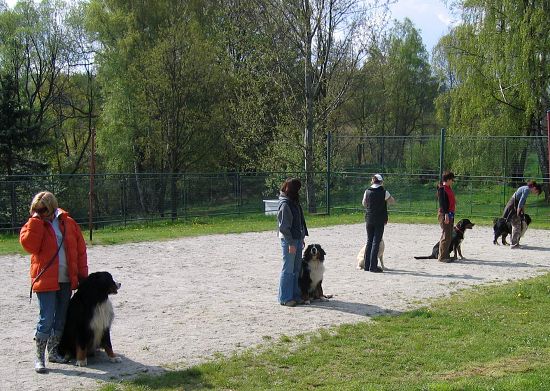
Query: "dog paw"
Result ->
[[76, 359, 87, 367], [109, 356, 122, 363], [304, 300, 311, 305]]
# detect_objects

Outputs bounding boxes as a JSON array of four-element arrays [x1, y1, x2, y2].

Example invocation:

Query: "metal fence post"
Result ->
[[547, 110, 550, 187], [503, 138, 507, 206], [439, 128, 446, 182], [326, 131, 332, 215]]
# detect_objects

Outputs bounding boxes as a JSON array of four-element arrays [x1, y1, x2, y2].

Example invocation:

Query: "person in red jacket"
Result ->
[[20, 191, 88, 373], [437, 171, 456, 263]]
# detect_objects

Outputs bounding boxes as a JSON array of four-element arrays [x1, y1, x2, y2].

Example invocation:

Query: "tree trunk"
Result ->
[[10, 180, 17, 233], [170, 172, 178, 221], [133, 157, 148, 212], [303, 0, 316, 213]]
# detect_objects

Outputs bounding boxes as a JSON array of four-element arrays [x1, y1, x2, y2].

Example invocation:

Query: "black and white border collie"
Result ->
[[59, 271, 122, 366], [299, 244, 331, 304]]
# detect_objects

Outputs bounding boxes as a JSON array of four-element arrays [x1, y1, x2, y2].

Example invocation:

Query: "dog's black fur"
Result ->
[[58, 271, 121, 366], [414, 218, 475, 260], [299, 244, 331, 303], [493, 214, 531, 245]]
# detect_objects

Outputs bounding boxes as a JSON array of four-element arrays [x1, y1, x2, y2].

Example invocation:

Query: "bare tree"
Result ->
[[264, 0, 388, 212]]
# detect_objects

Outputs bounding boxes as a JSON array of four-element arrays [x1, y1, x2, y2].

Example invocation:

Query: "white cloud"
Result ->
[[437, 12, 453, 26], [389, 0, 454, 51]]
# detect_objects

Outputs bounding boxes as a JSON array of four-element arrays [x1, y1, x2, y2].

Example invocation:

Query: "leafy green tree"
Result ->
[[434, 0, 550, 185], [255, 0, 383, 212], [87, 0, 229, 217], [216, 0, 303, 174], [0, 73, 45, 174], [343, 18, 437, 168], [0, 73, 45, 227], [0, 0, 95, 175]]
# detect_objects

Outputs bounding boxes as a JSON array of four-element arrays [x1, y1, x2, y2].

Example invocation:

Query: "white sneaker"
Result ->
[[511, 243, 520, 249]]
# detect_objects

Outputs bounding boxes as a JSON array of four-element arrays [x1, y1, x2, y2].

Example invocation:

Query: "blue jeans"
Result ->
[[365, 223, 384, 271], [279, 238, 303, 304], [35, 283, 71, 340]]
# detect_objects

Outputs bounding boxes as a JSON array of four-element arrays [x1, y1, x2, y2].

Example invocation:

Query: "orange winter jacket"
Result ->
[[20, 209, 88, 292]]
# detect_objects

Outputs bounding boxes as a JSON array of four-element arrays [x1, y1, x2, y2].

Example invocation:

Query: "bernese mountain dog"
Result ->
[[59, 271, 122, 366], [299, 244, 332, 304]]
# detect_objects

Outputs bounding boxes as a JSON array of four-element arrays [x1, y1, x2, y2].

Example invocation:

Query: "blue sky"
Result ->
[[4, 0, 452, 53], [389, 0, 455, 52]]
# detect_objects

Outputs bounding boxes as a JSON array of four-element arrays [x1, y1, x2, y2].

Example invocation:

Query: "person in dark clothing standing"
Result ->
[[362, 174, 395, 272], [437, 171, 456, 262]]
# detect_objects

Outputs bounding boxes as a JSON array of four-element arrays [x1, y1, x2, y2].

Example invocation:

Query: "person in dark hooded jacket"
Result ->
[[277, 178, 308, 307]]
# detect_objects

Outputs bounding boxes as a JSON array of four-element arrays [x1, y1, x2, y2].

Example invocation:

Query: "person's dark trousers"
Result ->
[[364, 223, 385, 271]]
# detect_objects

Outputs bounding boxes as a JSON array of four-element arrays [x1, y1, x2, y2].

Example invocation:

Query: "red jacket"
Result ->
[[438, 184, 456, 214], [20, 209, 88, 292]]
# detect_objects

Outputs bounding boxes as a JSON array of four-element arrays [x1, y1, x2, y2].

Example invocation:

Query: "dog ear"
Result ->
[[321, 247, 326, 256]]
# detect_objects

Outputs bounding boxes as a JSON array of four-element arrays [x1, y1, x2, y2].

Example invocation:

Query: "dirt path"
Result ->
[[1, 223, 549, 390]]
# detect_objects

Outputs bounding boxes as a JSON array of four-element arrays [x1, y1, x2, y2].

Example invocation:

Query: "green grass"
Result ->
[[100, 275, 550, 391]]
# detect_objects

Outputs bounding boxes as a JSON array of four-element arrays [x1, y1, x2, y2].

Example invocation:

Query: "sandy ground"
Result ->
[[1, 222, 549, 391]]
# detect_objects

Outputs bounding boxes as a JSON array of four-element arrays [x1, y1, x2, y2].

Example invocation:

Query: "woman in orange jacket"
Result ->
[[20, 191, 88, 373]]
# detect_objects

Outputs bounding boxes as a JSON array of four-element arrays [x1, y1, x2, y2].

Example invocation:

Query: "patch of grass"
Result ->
[[0, 233, 23, 255], [102, 274, 550, 390]]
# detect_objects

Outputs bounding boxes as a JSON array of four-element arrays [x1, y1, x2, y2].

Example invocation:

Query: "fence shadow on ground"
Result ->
[[519, 245, 550, 252], [306, 299, 401, 317], [459, 258, 550, 268], [383, 267, 485, 281]]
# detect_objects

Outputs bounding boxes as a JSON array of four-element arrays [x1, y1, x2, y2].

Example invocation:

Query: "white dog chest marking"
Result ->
[[308, 261, 325, 291], [90, 299, 114, 349]]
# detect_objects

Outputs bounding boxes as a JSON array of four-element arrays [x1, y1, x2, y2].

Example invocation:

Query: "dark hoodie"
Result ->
[[277, 193, 308, 241]]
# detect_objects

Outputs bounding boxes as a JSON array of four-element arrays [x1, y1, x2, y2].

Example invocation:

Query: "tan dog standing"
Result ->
[[356, 240, 385, 270]]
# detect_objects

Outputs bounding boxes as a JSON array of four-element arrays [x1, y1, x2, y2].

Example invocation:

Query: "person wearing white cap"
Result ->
[[362, 174, 395, 272]]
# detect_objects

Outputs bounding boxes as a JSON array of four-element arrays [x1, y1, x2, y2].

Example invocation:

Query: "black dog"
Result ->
[[298, 244, 332, 304], [58, 271, 122, 366], [493, 214, 531, 245], [414, 218, 475, 260]]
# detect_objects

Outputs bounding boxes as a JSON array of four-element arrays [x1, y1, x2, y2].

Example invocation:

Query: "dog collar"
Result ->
[[454, 226, 464, 234]]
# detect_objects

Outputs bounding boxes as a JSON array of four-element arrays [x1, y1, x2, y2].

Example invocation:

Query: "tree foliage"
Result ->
[[0, 73, 45, 175], [434, 0, 550, 182]]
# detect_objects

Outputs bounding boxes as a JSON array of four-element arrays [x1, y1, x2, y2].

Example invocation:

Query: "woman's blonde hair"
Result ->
[[29, 191, 58, 216]]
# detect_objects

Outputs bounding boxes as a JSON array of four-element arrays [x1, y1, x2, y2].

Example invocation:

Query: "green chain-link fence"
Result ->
[[1, 133, 548, 233]]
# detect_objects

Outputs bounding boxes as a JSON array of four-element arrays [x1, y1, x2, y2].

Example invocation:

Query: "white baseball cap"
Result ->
[[374, 173, 383, 182]]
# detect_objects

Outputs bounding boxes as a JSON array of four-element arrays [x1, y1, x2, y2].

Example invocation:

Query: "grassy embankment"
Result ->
[[100, 274, 550, 390]]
